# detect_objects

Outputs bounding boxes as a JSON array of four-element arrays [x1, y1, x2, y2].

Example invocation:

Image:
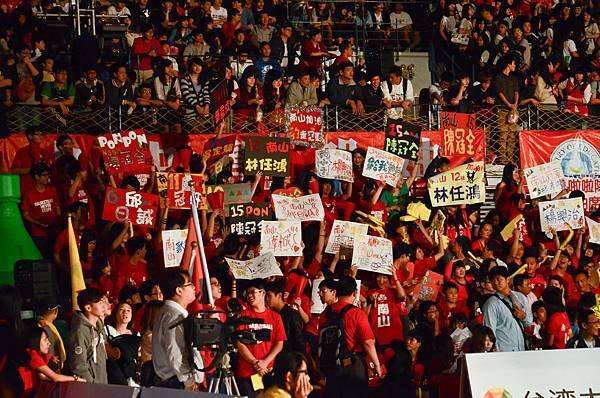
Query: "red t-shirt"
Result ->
[[235, 307, 287, 378], [528, 272, 547, 299], [114, 259, 149, 293], [546, 312, 571, 349], [64, 181, 96, 228], [413, 257, 437, 280], [21, 186, 60, 237], [12, 143, 53, 194], [437, 299, 470, 331], [321, 302, 375, 353], [366, 288, 404, 345], [19, 349, 49, 398]]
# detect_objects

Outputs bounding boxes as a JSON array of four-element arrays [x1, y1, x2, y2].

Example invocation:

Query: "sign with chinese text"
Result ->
[[539, 197, 585, 232], [225, 252, 283, 279], [465, 348, 600, 398], [362, 146, 405, 187], [203, 135, 236, 165], [428, 161, 485, 207], [325, 220, 370, 254], [438, 112, 483, 166], [286, 105, 324, 148], [587, 217, 600, 245], [272, 194, 325, 221], [229, 202, 273, 236], [524, 161, 565, 199], [352, 235, 393, 275], [98, 130, 153, 174], [413, 270, 444, 301], [211, 79, 232, 125], [385, 120, 421, 161], [157, 172, 205, 209], [162, 229, 188, 268], [102, 187, 159, 227], [244, 136, 290, 177], [315, 149, 354, 182], [260, 221, 302, 257]]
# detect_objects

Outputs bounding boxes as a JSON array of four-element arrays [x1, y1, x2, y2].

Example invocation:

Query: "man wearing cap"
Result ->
[[483, 266, 526, 352], [37, 297, 66, 369]]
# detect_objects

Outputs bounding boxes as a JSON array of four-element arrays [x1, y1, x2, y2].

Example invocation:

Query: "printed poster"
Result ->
[[362, 146, 405, 187], [325, 220, 370, 254], [272, 194, 325, 221], [98, 129, 153, 174], [524, 161, 565, 199], [260, 220, 303, 257], [162, 229, 188, 268], [102, 187, 159, 227], [352, 235, 393, 275], [428, 161, 485, 207], [225, 252, 283, 279], [315, 149, 354, 182], [539, 197, 585, 232]]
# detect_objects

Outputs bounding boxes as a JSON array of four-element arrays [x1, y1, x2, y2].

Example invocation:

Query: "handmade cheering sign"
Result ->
[[156, 172, 205, 209], [202, 135, 236, 165], [524, 161, 565, 199], [102, 187, 159, 227], [225, 252, 283, 279], [325, 220, 370, 254], [438, 112, 482, 166], [260, 220, 302, 257], [272, 194, 325, 221], [229, 202, 273, 236], [384, 119, 421, 161], [587, 217, 600, 245], [428, 161, 485, 207], [286, 105, 324, 148], [98, 130, 153, 174], [205, 182, 253, 215], [362, 146, 405, 187], [539, 197, 585, 232], [211, 79, 232, 125], [352, 234, 393, 275], [315, 149, 353, 182], [413, 270, 444, 301], [162, 229, 188, 268], [244, 136, 290, 177]]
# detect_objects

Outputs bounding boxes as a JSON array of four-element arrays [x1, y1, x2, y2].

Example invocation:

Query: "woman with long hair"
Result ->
[[542, 286, 573, 349], [468, 325, 496, 353], [78, 230, 97, 281], [258, 351, 312, 398], [494, 163, 522, 220], [233, 66, 264, 131], [181, 57, 210, 130], [262, 69, 286, 127], [153, 58, 182, 133]]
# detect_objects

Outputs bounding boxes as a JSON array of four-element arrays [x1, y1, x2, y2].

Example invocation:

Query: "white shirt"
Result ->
[[210, 6, 228, 27], [382, 79, 414, 120], [152, 300, 204, 386], [390, 11, 412, 29], [108, 5, 131, 16]]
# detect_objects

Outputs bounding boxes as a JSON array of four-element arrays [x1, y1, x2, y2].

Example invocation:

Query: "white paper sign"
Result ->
[[352, 234, 393, 275], [272, 194, 325, 221], [362, 146, 405, 187], [465, 349, 600, 398], [162, 229, 188, 268], [310, 278, 361, 313], [539, 197, 585, 232], [260, 220, 303, 256], [325, 220, 370, 254], [315, 149, 354, 182], [524, 161, 565, 199], [225, 252, 283, 279], [587, 217, 600, 245]]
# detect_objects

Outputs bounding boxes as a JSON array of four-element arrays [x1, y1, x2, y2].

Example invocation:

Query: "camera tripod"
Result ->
[[207, 351, 241, 396]]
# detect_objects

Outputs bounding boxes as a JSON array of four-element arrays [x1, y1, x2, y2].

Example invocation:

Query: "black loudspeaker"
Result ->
[[13, 260, 59, 311]]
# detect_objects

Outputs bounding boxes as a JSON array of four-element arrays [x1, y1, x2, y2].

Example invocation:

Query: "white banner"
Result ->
[[225, 252, 282, 279], [272, 194, 325, 221], [362, 146, 405, 187], [161, 229, 188, 268], [587, 217, 600, 245], [352, 234, 393, 275], [260, 220, 303, 257], [524, 160, 565, 199], [315, 149, 354, 182], [325, 220, 370, 254], [539, 197, 585, 232]]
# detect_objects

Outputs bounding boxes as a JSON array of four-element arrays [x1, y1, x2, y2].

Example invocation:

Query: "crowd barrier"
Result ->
[[6, 103, 598, 165]]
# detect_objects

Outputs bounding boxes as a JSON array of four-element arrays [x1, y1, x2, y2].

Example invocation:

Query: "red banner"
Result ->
[[202, 135, 237, 165], [421, 129, 485, 170], [102, 187, 159, 227], [98, 130, 154, 174]]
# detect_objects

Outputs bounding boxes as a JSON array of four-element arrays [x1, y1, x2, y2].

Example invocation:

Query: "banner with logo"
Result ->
[[285, 105, 324, 148], [98, 130, 154, 174], [102, 187, 159, 227], [428, 161, 485, 207], [362, 146, 405, 187], [325, 220, 370, 254], [162, 229, 188, 268], [244, 136, 290, 177], [225, 252, 283, 279], [156, 172, 205, 209], [384, 120, 421, 161], [229, 202, 273, 236], [315, 149, 354, 182], [352, 235, 393, 275], [272, 194, 325, 221], [539, 197, 585, 232], [260, 220, 303, 257], [524, 161, 565, 199]]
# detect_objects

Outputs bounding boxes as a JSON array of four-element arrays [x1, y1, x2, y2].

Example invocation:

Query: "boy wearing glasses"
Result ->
[[235, 279, 287, 398], [152, 269, 204, 390]]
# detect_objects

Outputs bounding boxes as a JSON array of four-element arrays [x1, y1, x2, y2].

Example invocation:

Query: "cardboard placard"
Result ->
[[428, 161, 485, 206], [205, 182, 253, 215], [325, 220, 370, 254], [102, 187, 159, 227], [229, 202, 273, 236], [211, 79, 232, 125], [98, 129, 153, 174], [202, 135, 236, 165], [362, 146, 405, 187], [587, 217, 600, 245], [225, 252, 283, 279], [244, 136, 290, 177], [384, 120, 421, 161], [413, 270, 444, 301], [524, 161, 565, 199], [352, 234, 393, 275], [156, 172, 206, 209], [286, 105, 324, 148], [272, 194, 325, 221], [315, 149, 354, 182], [162, 229, 189, 268], [540, 197, 585, 232], [260, 220, 303, 257]]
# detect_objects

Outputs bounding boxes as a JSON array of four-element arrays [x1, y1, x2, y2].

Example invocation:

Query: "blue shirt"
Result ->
[[483, 293, 526, 352]]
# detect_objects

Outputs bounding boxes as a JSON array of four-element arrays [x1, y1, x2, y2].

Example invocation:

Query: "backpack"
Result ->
[[318, 304, 357, 375]]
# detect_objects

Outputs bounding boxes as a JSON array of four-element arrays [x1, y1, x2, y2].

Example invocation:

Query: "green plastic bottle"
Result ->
[[0, 174, 41, 285]]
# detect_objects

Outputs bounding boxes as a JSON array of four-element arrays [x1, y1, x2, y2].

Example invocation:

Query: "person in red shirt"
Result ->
[[131, 25, 164, 84], [542, 286, 573, 349], [21, 162, 61, 259], [437, 282, 470, 332], [235, 279, 287, 398], [366, 273, 406, 346], [11, 125, 54, 195], [524, 249, 547, 300], [359, 181, 388, 225], [300, 28, 333, 72], [65, 162, 96, 228], [412, 231, 445, 280], [114, 236, 150, 294], [443, 260, 471, 302]]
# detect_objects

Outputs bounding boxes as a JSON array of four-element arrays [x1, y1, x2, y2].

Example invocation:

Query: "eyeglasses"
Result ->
[[179, 282, 194, 289], [246, 289, 264, 296]]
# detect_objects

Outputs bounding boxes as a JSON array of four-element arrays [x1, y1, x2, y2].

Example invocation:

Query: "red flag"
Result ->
[[180, 218, 207, 311]]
